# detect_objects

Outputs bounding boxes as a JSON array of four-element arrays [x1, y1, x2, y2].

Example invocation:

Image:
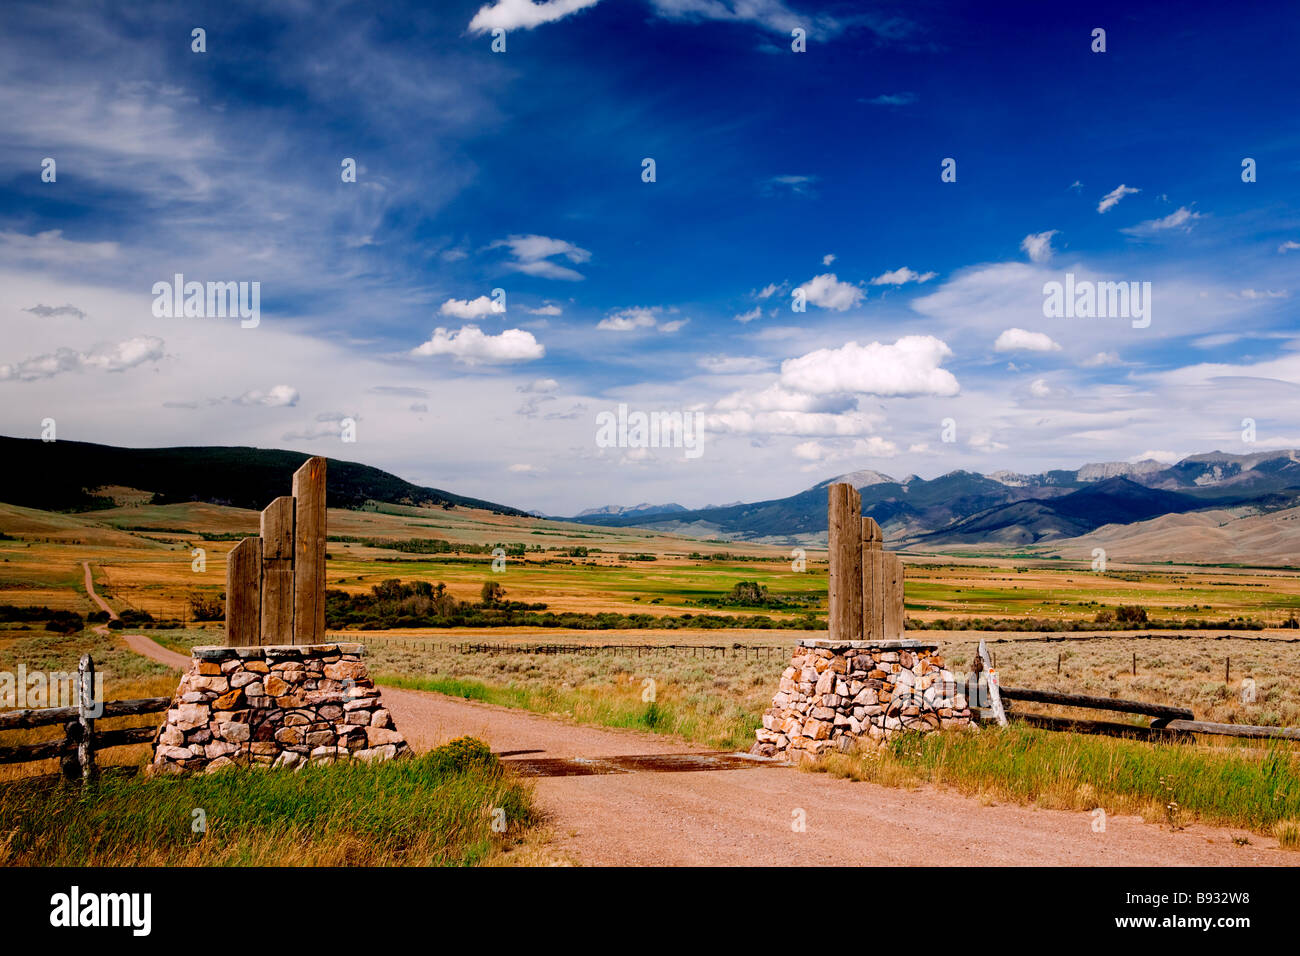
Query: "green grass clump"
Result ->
[[0, 737, 535, 866], [810, 724, 1300, 836]]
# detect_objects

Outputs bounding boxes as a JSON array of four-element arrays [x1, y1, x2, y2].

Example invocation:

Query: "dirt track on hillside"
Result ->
[[124, 634, 1290, 866]]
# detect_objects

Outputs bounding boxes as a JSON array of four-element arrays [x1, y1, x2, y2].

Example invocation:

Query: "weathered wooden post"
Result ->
[[77, 653, 96, 782], [861, 515, 904, 640], [225, 537, 262, 646], [260, 495, 295, 644], [827, 483, 863, 642], [978, 638, 1007, 726], [292, 456, 327, 645]]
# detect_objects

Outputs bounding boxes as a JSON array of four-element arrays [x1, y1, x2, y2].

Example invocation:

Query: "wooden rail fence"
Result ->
[[0, 655, 169, 779]]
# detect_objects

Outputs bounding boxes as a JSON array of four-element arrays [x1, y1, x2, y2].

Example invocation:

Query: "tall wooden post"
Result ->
[[862, 516, 905, 640], [225, 536, 262, 646], [292, 457, 327, 645], [260, 496, 295, 644], [827, 483, 863, 642]]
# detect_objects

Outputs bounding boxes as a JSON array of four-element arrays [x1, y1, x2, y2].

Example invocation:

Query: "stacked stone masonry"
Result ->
[[150, 643, 411, 773], [752, 639, 973, 759]]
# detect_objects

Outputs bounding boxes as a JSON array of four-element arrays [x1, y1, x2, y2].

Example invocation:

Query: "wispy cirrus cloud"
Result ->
[[1098, 184, 1140, 213]]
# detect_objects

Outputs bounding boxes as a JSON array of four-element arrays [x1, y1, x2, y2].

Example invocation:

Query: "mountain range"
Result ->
[[563, 450, 1300, 547]]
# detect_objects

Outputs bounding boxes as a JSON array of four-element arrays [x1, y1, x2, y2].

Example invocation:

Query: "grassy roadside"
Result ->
[[0, 737, 538, 865], [807, 724, 1300, 845], [379, 672, 759, 750]]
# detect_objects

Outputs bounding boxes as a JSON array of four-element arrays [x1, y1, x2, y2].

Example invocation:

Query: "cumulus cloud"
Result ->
[[0, 335, 164, 381], [468, 0, 601, 33], [23, 303, 86, 320], [490, 234, 591, 280], [779, 335, 959, 397], [994, 328, 1061, 353], [439, 295, 501, 319], [795, 273, 863, 311], [1098, 184, 1140, 213], [869, 266, 937, 286], [822, 253, 836, 266], [410, 325, 544, 364], [235, 385, 299, 407], [1019, 230, 1058, 263]]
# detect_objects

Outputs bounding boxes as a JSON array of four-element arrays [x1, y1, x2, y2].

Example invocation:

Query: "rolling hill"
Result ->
[[0, 436, 527, 516]]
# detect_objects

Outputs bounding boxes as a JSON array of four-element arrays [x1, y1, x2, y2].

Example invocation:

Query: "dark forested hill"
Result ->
[[0, 436, 526, 515]]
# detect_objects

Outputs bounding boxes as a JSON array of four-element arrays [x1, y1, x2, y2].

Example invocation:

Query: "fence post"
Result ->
[[828, 484, 864, 642], [77, 654, 97, 783], [978, 639, 1007, 726], [225, 537, 262, 647], [260, 496, 295, 644], [292, 456, 328, 645]]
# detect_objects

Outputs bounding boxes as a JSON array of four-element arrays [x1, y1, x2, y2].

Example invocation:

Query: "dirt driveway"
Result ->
[[125, 634, 1290, 866]]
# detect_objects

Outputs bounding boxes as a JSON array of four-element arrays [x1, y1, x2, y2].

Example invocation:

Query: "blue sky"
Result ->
[[1, 0, 1297, 514]]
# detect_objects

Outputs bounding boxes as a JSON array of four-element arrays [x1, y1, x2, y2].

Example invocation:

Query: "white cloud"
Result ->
[[528, 303, 562, 315], [0, 229, 119, 265], [698, 355, 769, 374], [467, 0, 601, 33], [1123, 206, 1202, 235], [869, 266, 937, 286], [780, 335, 959, 397], [410, 325, 544, 364], [755, 282, 783, 299], [1098, 184, 1140, 213], [598, 307, 659, 331], [235, 385, 299, 407], [1279, 240, 1300, 254], [994, 328, 1061, 353], [1019, 230, 1058, 263], [1136, 449, 1180, 464], [439, 295, 500, 319], [1029, 377, 1052, 398], [490, 234, 591, 281], [733, 306, 762, 323], [597, 306, 685, 332], [1080, 351, 1121, 367], [507, 463, 540, 473], [1238, 288, 1288, 299], [822, 253, 836, 266], [0, 335, 164, 381], [517, 378, 559, 393], [796, 273, 864, 311], [793, 436, 897, 461]]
